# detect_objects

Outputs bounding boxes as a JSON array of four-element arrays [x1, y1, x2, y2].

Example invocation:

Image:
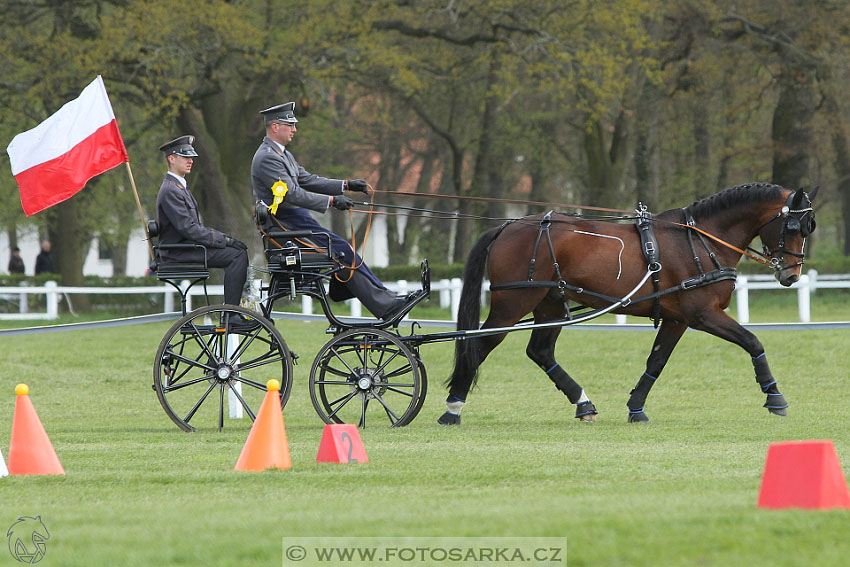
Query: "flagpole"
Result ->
[[125, 162, 154, 261]]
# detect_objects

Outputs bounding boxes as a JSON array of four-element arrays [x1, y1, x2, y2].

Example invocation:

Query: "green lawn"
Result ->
[[0, 320, 848, 566]]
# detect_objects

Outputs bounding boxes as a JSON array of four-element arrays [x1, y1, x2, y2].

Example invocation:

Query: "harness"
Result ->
[[489, 206, 738, 327]]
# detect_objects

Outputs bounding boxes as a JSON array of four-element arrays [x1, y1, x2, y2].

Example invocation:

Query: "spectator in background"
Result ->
[[8, 246, 25, 274], [35, 241, 54, 274]]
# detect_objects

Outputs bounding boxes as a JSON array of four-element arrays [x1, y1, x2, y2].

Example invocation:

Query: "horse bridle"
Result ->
[[753, 191, 816, 272]]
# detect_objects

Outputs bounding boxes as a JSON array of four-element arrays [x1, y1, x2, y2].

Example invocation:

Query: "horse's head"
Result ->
[[756, 187, 818, 286]]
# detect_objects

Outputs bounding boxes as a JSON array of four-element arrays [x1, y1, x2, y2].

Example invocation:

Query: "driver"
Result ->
[[250, 102, 411, 320]]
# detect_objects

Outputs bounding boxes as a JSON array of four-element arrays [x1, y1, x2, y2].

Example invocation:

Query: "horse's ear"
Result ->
[[808, 186, 820, 202], [791, 188, 805, 208]]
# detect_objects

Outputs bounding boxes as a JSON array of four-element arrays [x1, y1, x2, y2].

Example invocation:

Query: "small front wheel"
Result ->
[[153, 305, 293, 432], [309, 328, 424, 427]]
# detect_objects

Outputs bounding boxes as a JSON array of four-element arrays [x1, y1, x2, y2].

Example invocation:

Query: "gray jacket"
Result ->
[[250, 136, 343, 213], [155, 174, 227, 255]]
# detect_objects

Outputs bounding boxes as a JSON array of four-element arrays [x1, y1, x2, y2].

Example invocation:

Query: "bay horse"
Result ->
[[438, 183, 818, 425]]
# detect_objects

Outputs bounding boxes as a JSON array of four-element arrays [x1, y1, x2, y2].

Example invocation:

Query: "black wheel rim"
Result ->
[[309, 328, 423, 428], [153, 305, 292, 432]]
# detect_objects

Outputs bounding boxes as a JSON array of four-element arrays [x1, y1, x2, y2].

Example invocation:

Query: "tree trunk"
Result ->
[[45, 198, 92, 310], [818, 65, 850, 255], [583, 112, 632, 209], [176, 106, 242, 239], [771, 66, 813, 188], [455, 51, 501, 261]]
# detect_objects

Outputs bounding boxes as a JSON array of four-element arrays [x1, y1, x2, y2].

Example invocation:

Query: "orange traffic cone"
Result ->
[[234, 380, 291, 471], [8, 384, 64, 476], [757, 440, 850, 509]]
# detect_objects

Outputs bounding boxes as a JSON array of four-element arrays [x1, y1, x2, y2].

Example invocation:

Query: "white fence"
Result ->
[[0, 270, 846, 323]]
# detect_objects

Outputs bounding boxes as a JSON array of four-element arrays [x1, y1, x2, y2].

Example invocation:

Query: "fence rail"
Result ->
[[0, 269, 846, 323]]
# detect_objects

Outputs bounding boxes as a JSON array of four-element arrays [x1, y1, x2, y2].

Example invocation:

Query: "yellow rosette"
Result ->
[[269, 180, 289, 214]]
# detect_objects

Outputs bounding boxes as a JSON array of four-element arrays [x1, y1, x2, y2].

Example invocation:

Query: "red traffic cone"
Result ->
[[234, 380, 291, 471], [757, 440, 850, 509], [8, 384, 64, 476], [316, 424, 368, 463]]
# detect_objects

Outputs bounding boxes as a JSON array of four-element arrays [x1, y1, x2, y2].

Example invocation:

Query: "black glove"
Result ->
[[226, 236, 247, 250], [346, 179, 369, 194], [331, 195, 354, 211]]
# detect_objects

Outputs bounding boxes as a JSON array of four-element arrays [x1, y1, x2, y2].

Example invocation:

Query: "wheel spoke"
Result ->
[[231, 376, 268, 391], [164, 349, 215, 372], [382, 364, 415, 380], [187, 322, 219, 361], [372, 392, 401, 425], [228, 383, 256, 421], [183, 381, 218, 424], [228, 327, 265, 361], [218, 384, 225, 431], [374, 349, 404, 376], [329, 346, 358, 374], [162, 375, 212, 392], [383, 385, 415, 397], [359, 394, 368, 428], [327, 390, 359, 420], [237, 350, 286, 371]]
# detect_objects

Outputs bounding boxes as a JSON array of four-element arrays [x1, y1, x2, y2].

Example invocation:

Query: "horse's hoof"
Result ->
[[628, 411, 650, 423], [575, 400, 598, 421], [437, 412, 461, 426], [764, 393, 788, 416]]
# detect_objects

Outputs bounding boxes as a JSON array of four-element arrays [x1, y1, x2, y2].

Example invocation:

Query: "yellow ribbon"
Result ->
[[269, 180, 288, 214]]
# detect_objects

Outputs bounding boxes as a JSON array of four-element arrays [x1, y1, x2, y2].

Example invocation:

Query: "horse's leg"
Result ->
[[626, 318, 687, 423], [688, 309, 788, 416], [438, 329, 510, 425], [525, 302, 598, 422]]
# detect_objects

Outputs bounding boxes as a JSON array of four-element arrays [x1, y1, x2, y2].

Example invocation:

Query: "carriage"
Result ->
[[148, 183, 818, 432]]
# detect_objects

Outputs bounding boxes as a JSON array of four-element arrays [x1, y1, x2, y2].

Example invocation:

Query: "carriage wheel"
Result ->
[[309, 328, 424, 427], [153, 305, 293, 432]]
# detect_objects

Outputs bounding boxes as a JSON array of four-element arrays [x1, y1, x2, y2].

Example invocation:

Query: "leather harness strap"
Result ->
[[490, 207, 739, 320]]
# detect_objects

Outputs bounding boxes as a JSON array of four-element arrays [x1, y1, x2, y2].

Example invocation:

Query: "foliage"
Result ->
[[3, 1, 850, 304]]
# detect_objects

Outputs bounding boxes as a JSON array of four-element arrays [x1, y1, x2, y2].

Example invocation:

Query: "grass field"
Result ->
[[1, 318, 849, 566]]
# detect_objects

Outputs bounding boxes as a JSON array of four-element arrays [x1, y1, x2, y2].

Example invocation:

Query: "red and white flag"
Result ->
[[6, 75, 129, 216]]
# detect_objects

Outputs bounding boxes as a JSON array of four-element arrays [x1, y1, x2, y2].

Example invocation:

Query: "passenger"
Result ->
[[154, 135, 253, 326]]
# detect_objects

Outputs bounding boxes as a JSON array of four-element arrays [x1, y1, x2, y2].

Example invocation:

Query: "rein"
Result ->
[[371, 188, 633, 214], [669, 221, 774, 268]]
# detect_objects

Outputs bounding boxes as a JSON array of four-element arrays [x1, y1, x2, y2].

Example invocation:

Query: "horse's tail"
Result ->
[[446, 227, 501, 392]]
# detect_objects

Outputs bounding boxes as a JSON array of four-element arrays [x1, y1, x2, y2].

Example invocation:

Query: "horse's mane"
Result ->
[[683, 183, 785, 222]]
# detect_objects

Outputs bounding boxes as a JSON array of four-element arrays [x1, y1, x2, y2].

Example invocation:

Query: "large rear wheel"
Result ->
[[153, 305, 293, 432]]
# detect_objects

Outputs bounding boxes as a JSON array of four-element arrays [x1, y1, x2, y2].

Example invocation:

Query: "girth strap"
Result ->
[[635, 203, 662, 327], [524, 212, 571, 317]]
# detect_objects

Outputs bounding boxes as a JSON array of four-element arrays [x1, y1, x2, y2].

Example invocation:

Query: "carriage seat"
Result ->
[[264, 229, 337, 273], [148, 220, 210, 314]]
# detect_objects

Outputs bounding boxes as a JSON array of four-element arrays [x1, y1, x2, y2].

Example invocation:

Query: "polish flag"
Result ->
[[6, 75, 129, 216]]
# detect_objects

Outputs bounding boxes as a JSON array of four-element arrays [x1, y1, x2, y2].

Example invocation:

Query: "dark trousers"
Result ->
[[163, 246, 248, 305], [274, 208, 397, 316]]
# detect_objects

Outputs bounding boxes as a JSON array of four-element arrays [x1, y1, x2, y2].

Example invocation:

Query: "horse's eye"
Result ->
[[785, 218, 801, 233]]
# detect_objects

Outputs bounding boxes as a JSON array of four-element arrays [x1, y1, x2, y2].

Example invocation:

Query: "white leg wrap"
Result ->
[[446, 400, 465, 415], [577, 389, 589, 404]]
